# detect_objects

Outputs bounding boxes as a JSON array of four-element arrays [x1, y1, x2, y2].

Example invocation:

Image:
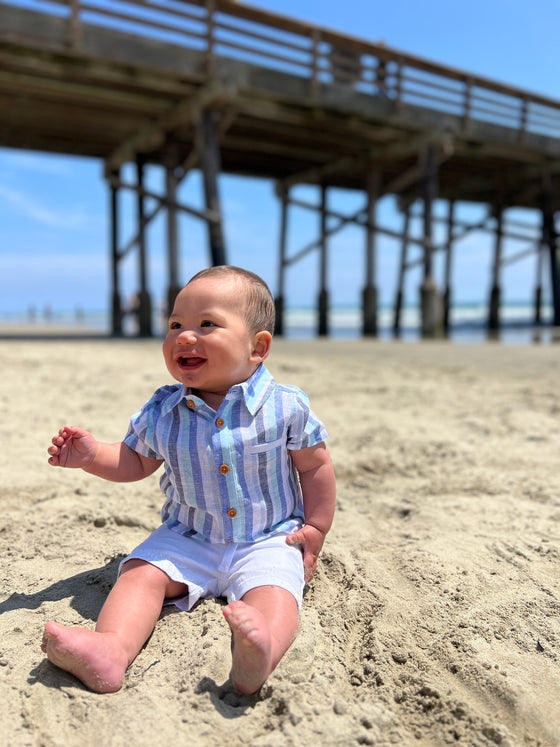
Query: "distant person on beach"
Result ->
[[43, 265, 336, 695]]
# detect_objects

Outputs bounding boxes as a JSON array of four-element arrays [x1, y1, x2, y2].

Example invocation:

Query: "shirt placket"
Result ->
[[212, 400, 241, 542]]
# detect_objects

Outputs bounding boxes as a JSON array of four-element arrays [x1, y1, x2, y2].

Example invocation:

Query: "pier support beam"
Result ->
[[199, 108, 227, 266], [542, 178, 560, 329], [109, 169, 122, 337], [534, 238, 544, 327], [165, 148, 182, 316], [419, 145, 442, 337], [488, 205, 504, 336], [362, 164, 381, 336], [274, 186, 289, 336], [393, 204, 410, 337], [136, 158, 153, 337], [318, 185, 329, 336], [443, 200, 455, 333]]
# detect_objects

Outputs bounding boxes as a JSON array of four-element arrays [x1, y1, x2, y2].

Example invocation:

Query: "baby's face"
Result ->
[[163, 276, 263, 407]]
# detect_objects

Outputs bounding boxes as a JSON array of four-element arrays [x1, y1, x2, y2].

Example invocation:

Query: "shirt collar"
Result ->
[[161, 384, 187, 415], [161, 364, 276, 416], [228, 364, 276, 416]]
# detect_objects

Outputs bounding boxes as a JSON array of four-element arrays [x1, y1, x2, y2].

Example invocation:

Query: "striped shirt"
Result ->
[[123, 364, 328, 544]]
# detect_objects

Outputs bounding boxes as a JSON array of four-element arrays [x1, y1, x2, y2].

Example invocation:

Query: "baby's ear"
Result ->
[[250, 331, 272, 362]]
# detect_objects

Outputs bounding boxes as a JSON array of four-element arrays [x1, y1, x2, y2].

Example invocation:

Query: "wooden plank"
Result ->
[[104, 81, 226, 173], [0, 69, 167, 111]]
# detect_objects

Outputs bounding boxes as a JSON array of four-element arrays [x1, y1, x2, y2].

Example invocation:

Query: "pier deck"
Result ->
[[1, 0, 559, 335]]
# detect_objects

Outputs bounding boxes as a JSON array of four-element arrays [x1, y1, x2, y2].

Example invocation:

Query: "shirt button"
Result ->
[[219, 464, 230, 475], [215, 418, 225, 428], [227, 508, 237, 518], [186, 399, 195, 409]]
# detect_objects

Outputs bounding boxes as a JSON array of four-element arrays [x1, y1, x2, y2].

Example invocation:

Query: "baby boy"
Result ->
[[43, 265, 336, 694]]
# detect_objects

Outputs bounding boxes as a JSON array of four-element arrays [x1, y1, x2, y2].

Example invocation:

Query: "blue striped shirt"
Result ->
[[123, 364, 328, 544]]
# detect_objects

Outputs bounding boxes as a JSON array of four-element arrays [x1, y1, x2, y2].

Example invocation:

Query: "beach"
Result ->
[[1, 335, 559, 746]]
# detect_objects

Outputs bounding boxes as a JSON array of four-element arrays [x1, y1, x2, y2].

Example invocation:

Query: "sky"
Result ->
[[1, 0, 559, 321]]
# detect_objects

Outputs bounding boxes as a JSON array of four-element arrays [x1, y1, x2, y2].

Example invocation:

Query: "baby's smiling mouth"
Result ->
[[177, 356, 205, 370]]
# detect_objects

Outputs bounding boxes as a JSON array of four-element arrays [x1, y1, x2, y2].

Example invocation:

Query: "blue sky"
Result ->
[[1, 0, 558, 318]]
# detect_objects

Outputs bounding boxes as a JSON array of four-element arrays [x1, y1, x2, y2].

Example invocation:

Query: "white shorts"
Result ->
[[119, 524, 305, 611]]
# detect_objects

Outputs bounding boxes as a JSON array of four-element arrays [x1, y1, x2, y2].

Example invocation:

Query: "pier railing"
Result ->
[[5, 0, 560, 139]]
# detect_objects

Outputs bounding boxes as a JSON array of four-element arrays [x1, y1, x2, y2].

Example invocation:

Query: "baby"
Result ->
[[43, 265, 336, 694]]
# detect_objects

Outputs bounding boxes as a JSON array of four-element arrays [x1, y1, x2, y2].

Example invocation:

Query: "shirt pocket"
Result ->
[[243, 437, 288, 482], [246, 436, 286, 454]]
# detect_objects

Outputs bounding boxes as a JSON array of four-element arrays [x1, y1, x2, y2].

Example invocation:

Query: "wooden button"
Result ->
[[219, 464, 230, 475], [186, 399, 195, 409], [215, 418, 225, 428], [227, 508, 237, 518]]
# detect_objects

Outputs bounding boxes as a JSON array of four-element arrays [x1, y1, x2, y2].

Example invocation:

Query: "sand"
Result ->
[[1, 335, 559, 746]]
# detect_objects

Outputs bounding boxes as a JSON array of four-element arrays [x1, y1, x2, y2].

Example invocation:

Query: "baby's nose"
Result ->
[[177, 329, 197, 344]]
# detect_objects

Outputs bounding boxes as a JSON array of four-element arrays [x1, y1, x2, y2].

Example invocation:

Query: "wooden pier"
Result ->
[[1, 0, 560, 337]]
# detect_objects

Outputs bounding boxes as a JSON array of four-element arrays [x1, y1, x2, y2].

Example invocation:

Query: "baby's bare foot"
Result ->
[[223, 601, 273, 694], [41, 622, 128, 693]]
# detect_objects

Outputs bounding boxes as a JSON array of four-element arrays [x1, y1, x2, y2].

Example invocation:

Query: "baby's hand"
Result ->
[[286, 524, 326, 584], [47, 426, 98, 469]]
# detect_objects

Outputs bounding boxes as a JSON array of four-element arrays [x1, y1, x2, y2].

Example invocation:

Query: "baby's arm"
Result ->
[[287, 442, 336, 583], [48, 425, 162, 482]]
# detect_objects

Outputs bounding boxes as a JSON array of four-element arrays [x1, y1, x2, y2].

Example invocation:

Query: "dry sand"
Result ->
[[1, 335, 559, 746]]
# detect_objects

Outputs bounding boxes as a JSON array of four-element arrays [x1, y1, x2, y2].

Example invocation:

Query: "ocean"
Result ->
[[283, 302, 558, 344], [0, 302, 557, 344]]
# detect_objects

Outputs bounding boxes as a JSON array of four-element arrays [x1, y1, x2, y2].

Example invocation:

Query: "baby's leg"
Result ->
[[223, 586, 298, 694], [41, 559, 186, 693]]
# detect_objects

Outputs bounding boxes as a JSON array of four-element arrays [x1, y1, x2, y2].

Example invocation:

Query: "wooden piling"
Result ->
[[318, 185, 329, 336], [109, 169, 122, 337], [542, 178, 560, 328], [165, 148, 181, 316], [534, 235, 543, 326], [419, 145, 441, 337], [393, 204, 410, 336], [362, 164, 381, 336], [274, 186, 289, 336], [199, 108, 227, 267], [443, 200, 455, 332], [136, 158, 153, 337], [488, 205, 503, 334]]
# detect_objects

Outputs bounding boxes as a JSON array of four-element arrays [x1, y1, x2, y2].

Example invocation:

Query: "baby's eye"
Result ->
[[200, 320, 216, 328], [169, 321, 182, 330]]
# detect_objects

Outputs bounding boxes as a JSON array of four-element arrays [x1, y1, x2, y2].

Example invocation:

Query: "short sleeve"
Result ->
[[123, 386, 178, 460], [285, 389, 328, 451]]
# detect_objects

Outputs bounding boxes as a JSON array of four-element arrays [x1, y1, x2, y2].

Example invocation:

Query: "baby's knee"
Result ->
[[120, 558, 183, 595], [120, 557, 152, 575]]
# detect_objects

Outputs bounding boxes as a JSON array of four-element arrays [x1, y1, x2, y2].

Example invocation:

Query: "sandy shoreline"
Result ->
[[1, 337, 559, 746]]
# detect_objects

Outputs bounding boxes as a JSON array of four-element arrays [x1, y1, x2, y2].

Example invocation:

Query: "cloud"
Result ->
[[0, 149, 73, 176], [0, 184, 88, 229]]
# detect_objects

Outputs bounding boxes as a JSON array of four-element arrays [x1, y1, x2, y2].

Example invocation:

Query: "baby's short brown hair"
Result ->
[[187, 266, 275, 335]]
